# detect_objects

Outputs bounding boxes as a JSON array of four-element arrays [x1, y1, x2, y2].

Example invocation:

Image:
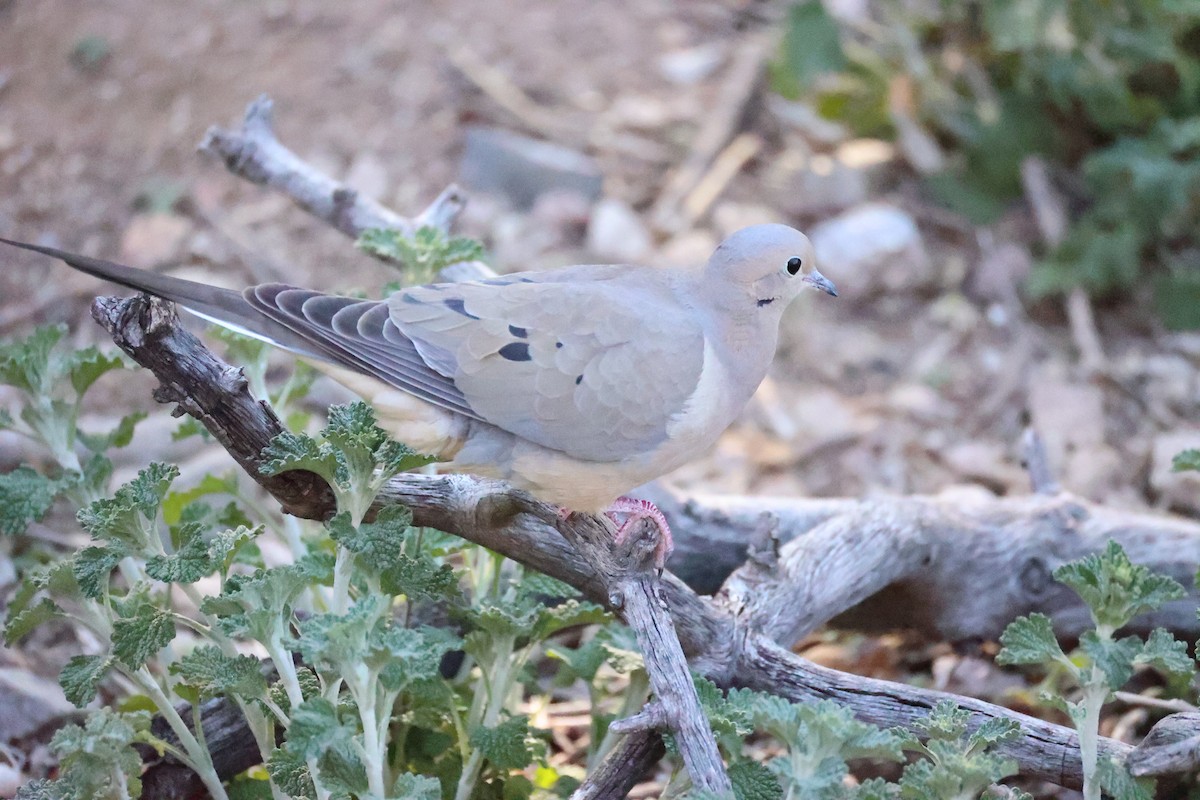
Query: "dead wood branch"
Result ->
[[647, 483, 1200, 644], [92, 293, 1144, 792], [199, 94, 465, 240]]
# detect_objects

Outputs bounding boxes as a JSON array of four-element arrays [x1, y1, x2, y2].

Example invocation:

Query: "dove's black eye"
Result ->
[[786, 257, 803, 276]]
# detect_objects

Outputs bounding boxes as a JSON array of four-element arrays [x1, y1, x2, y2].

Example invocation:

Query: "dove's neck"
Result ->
[[686, 278, 782, 400]]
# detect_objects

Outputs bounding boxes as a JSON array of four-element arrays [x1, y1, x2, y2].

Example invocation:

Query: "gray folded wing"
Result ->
[[243, 284, 481, 419], [388, 269, 706, 462]]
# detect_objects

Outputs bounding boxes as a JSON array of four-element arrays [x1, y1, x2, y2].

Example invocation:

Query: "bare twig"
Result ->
[[439, 41, 577, 145], [1020, 427, 1061, 495], [1021, 156, 1106, 373], [570, 730, 665, 800], [649, 33, 773, 233], [604, 522, 730, 793], [199, 95, 465, 240], [608, 702, 668, 736]]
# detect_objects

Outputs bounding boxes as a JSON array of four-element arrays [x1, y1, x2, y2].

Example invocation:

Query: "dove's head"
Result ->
[[705, 224, 837, 310]]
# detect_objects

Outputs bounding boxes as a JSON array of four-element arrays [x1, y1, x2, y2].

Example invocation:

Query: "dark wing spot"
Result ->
[[508, 324, 528, 338], [444, 297, 480, 319], [555, 341, 563, 349], [575, 374, 583, 385], [757, 297, 775, 307], [498, 342, 532, 362]]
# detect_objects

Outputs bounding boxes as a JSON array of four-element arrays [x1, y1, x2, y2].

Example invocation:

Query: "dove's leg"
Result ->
[[606, 497, 674, 568]]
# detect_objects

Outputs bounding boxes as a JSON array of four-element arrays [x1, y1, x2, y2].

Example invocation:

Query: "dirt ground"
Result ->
[[1, 0, 1199, 796]]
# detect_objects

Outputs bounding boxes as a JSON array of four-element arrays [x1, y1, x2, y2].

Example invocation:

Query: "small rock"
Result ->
[[656, 229, 718, 267], [118, 213, 192, 269], [809, 203, 931, 297], [587, 198, 652, 262], [344, 151, 390, 202], [1027, 371, 1106, 456], [888, 383, 952, 421], [1151, 431, 1200, 512], [459, 126, 602, 210], [835, 138, 895, 190], [777, 149, 869, 212], [530, 188, 592, 246], [711, 202, 778, 239], [658, 43, 724, 85]]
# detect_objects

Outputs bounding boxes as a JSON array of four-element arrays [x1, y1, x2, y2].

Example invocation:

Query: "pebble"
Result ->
[[459, 126, 602, 210], [586, 198, 652, 262], [809, 203, 931, 297], [1150, 431, 1200, 513]]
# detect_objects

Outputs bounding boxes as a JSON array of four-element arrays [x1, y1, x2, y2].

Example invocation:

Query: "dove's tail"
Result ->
[[0, 237, 325, 358]]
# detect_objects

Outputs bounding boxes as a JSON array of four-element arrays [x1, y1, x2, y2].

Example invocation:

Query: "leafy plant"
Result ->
[[997, 541, 1193, 800], [685, 684, 1030, 799], [772, 0, 1200, 324], [357, 225, 487, 287], [1, 321, 616, 799]]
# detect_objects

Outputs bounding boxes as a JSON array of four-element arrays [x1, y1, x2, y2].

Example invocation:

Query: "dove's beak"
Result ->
[[804, 269, 838, 297]]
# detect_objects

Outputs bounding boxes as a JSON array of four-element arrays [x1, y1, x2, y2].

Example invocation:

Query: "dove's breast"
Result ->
[[463, 340, 743, 512]]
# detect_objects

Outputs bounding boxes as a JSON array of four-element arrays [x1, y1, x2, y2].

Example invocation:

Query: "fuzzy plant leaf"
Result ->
[[59, 654, 114, 707], [728, 759, 783, 800], [266, 747, 315, 800], [0, 324, 65, 395], [1054, 541, 1186, 632], [469, 715, 547, 771], [39, 709, 151, 800], [76, 410, 145, 453], [66, 347, 126, 398], [996, 613, 1069, 669], [327, 506, 412, 570], [3, 597, 61, 645], [357, 225, 486, 284], [171, 646, 268, 700], [376, 625, 462, 691], [77, 462, 178, 552], [204, 565, 312, 642], [0, 465, 64, 535], [72, 545, 125, 599], [260, 402, 433, 513], [145, 524, 216, 584], [1172, 449, 1200, 472], [160, 472, 240, 525], [111, 594, 177, 668], [898, 701, 1020, 800], [1134, 628, 1196, 680], [694, 676, 755, 755], [390, 773, 441, 800], [1095, 755, 1155, 800], [531, 599, 610, 641], [286, 699, 368, 797]]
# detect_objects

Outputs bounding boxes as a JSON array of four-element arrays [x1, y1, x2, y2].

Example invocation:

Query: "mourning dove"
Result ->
[[1, 224, 836, 562]]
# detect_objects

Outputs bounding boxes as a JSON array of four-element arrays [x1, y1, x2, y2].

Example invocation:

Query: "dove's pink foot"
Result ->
[[606, 497, 674, 568]]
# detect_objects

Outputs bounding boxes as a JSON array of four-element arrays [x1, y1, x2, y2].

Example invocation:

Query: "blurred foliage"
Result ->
[[773, 0, 1200, 326]]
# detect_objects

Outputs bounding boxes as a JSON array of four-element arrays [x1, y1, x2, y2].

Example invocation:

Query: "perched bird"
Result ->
[[1, 224, 836, 563]]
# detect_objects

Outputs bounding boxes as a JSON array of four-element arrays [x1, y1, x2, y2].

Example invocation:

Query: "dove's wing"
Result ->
[[389, 267, 706, 462], [0, 239, 708, 463]]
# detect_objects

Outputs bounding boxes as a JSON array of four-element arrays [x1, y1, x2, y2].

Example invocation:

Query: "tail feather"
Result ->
[[0, 238, 326, 359]]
